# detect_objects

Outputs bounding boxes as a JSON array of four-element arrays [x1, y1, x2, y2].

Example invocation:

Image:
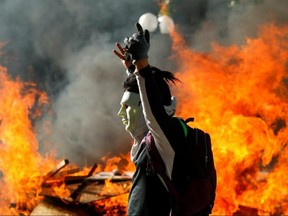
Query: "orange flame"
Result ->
[[93, 152, 133, 214], [99, 152, 135, 172], [170, 24, 288, 215], [159, 1, 169, 16], [97, 178, 129, 214], [0, 72, 134, 215], [0, 65, 61, 214]]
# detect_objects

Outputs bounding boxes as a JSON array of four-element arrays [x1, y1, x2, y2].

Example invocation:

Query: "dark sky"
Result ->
[[0, 0, 287, 166]]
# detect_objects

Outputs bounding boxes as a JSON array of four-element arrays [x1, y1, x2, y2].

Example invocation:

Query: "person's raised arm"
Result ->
[[123, 23, 178, 153]]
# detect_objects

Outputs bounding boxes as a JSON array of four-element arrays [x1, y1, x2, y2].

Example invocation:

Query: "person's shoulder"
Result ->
[[150, 65, 161, 72]]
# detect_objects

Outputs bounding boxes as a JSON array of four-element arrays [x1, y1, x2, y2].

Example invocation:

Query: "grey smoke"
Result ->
[[0, 0, 287, 166], [191, 0, 288, 50]]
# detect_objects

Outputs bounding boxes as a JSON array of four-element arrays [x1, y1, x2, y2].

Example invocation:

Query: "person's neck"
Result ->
[[130, 128, 148, 143], [134, 59, 149, 71]]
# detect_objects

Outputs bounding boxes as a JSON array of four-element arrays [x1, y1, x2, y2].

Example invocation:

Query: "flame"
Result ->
[[159, 1, 169, 16], [92, 152, 133, 214], [170, 24, 288, 215], [65, 153, 133, 214], [0, 65, 62, 214], [99, 152, 135, 172], [93, 193, 129, 215], [96, 178, 130, 214], [0, 65, 134, 216], [2, 14, 287, 215], [52, 183, 71, 198]]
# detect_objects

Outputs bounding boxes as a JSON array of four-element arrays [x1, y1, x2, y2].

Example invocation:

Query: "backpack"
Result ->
[[146, 117, 217, 216]]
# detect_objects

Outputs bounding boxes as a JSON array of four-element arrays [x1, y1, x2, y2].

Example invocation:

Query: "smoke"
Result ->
[[0, 0, 287, 166], [0, 0, 159, 166], [190, 0, 288, 51]]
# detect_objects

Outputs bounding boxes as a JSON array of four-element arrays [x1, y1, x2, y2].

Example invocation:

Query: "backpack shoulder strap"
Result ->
[[175, 117, 194, 138], [178, 118, 188, 137]]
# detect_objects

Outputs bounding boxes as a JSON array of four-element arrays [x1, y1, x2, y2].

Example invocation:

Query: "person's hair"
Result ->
[[123, 73, 139, 94], [123, 66, 180, 105]]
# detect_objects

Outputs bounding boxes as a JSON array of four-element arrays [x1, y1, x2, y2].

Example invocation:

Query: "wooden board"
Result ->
[[30, 196, 96, 216], [31, 173, 132, 215]]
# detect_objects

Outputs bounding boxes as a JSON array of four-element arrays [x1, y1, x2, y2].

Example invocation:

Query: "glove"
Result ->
[[124, 23, 150, 62]]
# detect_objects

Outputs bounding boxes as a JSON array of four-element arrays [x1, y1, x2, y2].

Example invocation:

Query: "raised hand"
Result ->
[[112, 42, 133, 70], [123, 23, 150, 62]]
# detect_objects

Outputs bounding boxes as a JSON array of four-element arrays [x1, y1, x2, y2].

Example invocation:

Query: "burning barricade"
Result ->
[[31, 160, 133, 215]]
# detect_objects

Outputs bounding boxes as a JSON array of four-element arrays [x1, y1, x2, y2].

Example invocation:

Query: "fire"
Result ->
[[0, 65, 62, 214], [1, 15, 287, 215], [99, 152, 135, 172], [92, 153, 133, 214], [0, 63, 133, 215], [95, 178, 129, 214], [93, 193, 129, 215], [170, 23, 288, 215], [63, 153, 133, 214], [159, 1, 169, 16]]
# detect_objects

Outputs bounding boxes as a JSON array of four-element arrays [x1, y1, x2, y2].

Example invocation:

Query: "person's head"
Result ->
[[117, 74, 146, 138], [117, 67, 180, 137]]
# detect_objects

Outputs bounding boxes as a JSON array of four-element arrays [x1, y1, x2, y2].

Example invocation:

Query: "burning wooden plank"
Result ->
[[69, 170, 131, 202], [32, 170, 132, 215], [42, 174, 133, 187], [42, 171, 132, 198], [46, 159, 69, 178], [55, 167, 80, 177], [67, 164, 98, 202], [46, 159, 69, 179], [32, 156, 133, 215], [41, 159, 69, 188], [42, 162, 98, 187]]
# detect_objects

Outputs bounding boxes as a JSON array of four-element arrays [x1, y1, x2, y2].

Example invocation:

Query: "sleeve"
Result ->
[[134, 66, 181, 178]]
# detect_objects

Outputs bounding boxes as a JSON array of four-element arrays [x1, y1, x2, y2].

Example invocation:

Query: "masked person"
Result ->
[[113, 23, 212, 216]]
